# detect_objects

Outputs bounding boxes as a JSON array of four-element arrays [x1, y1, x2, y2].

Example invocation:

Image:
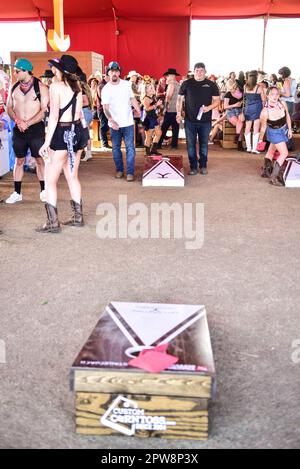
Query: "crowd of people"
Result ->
[[0, 54, 300, 235]]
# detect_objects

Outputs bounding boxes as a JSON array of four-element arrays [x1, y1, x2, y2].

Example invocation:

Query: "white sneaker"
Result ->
[[40, 190, 47, 203], [81, 151, 93, 162], [6, 192, 23, 204]]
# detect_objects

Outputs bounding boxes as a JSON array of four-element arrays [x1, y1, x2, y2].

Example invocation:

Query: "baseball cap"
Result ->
[[107, 61, 121, 72], [194, 62, 206, 70], [10, 58, 33, 72]]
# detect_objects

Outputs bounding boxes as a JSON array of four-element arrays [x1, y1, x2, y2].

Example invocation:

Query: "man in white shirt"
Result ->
[[102, 61, 141, 181]]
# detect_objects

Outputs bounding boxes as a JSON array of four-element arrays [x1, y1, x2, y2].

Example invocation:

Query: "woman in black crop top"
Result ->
[[259, 86, 292, 186], [37, 55, 86, 232], [142, 82, 163, 156]]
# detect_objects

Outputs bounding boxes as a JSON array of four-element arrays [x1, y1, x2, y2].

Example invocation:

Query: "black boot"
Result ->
[[145, 146, 151, 156], [261, 158, 273, 178], [237, 140, 244, 152], [36, 203, 61, 233], [62, 200, 84, 227], [150, 142, 163, 156], [269, 162, 284, 186]]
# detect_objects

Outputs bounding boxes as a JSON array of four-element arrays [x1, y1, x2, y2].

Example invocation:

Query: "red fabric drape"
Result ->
[[47, 17, 190, 79]]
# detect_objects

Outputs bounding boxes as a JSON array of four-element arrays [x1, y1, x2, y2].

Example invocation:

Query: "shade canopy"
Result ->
[[2, 1, 299, 78], [1, 1, 300, 21]]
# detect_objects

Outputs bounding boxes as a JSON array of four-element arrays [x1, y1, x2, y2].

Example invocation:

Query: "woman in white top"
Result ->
[[38, 55, 86, 233]]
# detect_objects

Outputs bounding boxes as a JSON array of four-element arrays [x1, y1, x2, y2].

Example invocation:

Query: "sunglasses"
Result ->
[[15, 69, 25, 74]]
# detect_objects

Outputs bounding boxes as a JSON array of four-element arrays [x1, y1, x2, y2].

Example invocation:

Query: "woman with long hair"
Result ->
[[258, 86, 292, 186], [223, 80, 244, 151], [37, 55, 86, 233], [142, 82, 163, 156], [243, 70, 266, 154]]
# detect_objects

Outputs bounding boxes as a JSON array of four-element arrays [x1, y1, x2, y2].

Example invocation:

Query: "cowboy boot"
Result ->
[[150, 142, 163, 156], [252, 133, 260, 154], [244, 133, 252, 152], [36, 203, 61, 233], [62, 200, 84, 227], [145, 145, 151, 156], [269, 162, 284, 186], [261, 158, 273, 178]]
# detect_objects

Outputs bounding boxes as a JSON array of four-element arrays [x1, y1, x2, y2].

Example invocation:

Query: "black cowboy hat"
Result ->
[[40, 69, 54, 79], [163, 68, 180, 76], [48, 55, 78, 75]]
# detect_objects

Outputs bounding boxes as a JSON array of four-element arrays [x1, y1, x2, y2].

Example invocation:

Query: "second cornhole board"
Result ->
[[284, 158, 300, 187]]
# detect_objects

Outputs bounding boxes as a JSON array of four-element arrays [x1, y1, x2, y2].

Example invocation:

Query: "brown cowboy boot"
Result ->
[[261, 158, 273, 178], [62, 200, 84, 227], [269, 162, 284, 186], [150, 142, 163, 156], [36, 203, 61, 233]]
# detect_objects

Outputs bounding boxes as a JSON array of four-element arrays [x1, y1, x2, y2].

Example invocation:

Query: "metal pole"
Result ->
[[262, 14, 269, 71]]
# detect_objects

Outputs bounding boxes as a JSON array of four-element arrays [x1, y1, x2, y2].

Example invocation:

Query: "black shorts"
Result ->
[[13, 121, 45, 158], [50, 121, 88, 152]]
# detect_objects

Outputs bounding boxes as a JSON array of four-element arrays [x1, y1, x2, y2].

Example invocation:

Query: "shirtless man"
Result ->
[[6, 58, 49, 204]]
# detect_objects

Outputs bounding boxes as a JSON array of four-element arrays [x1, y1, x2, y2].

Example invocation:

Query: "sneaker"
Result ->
[[115, 171, 124, 179], [127, 174, 135, 182], [200, 168, 208, 175], [81, 151, 93, 162], [188, 169, 198, 176], [101, 146, 111, 152], [40, 190, 47, 203], [6, 192, 23, 204]]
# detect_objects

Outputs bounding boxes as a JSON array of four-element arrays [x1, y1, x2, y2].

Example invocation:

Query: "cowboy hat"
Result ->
[[48, 55, 78, 75], [163, 68, 180, 76]]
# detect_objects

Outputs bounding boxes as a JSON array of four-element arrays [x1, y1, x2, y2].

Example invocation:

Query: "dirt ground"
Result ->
[[0, 144, 299, 449]]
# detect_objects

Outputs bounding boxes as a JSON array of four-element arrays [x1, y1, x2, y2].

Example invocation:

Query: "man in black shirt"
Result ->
[[177, 62, 220, 175]]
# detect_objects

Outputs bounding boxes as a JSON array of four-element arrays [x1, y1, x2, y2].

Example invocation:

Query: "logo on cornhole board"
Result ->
[[106, 302, 206, 347], [100, 395, 176, 436]]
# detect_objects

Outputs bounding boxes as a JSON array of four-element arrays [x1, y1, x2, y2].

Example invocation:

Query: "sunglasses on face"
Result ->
[[15, 69, 24, 74]]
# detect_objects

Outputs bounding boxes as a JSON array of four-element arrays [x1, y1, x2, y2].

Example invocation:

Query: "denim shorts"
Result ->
[[226, 108, 243, 119], [83, 107, 93, 126], [143, 116, 159, 131], [266, 125, 289, 144]]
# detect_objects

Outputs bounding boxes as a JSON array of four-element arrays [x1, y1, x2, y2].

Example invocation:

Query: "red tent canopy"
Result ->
[[2, 1, 300, 20], [1, 1, 300, 77]]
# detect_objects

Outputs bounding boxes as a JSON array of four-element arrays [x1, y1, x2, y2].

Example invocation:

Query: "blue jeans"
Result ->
[[98, 109, 109, 146], [110, 125, 135, 175], [185, 120, 212, 170]]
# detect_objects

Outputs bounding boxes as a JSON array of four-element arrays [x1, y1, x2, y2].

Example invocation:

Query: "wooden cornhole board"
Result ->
[[70, 302, 216, 441], [284, 158, 300, 187], [142, 156, 184, 187]]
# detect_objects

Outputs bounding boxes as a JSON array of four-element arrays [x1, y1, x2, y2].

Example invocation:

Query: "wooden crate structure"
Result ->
[[221, 120, 237, 149], [70, 302, 216, 441]]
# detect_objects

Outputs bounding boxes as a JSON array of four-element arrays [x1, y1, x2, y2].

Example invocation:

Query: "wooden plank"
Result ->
[[73, 370, 212, 398], [75, 392, 209, 440], [221, 140, 237, 149]]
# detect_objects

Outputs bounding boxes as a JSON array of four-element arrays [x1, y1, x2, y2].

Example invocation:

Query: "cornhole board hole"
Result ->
[[0, 128, 10, 177], [142, 156, 184, 187], [284, 158, 300, 187], [70, 302, 216, 441]]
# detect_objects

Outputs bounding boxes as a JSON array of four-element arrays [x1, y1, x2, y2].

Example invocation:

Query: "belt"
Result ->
[[57, 119, 81, 127]]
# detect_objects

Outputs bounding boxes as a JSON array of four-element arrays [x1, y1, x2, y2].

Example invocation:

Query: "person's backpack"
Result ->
[[11, 77, 41, 102]]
